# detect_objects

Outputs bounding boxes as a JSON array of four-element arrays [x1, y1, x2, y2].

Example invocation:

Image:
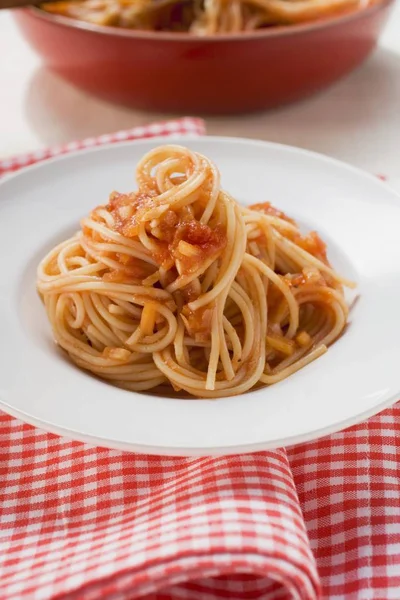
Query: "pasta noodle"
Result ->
[[37, 144, 355, 398], [41, 0, 376, 33]]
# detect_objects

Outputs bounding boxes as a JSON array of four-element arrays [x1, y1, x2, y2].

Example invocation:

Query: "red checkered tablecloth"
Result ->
[[0, 118, 399, 600]]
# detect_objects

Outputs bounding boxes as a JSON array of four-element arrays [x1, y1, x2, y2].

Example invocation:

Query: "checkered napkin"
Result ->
[[0, 118, 399, 600]]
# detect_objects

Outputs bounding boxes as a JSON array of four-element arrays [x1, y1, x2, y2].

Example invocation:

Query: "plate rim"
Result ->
[[0, 392, 398, 456], [1, 134, 397, 197]]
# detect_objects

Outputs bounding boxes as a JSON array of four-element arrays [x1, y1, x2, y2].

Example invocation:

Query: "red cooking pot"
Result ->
[[14, 0, 394, 114]]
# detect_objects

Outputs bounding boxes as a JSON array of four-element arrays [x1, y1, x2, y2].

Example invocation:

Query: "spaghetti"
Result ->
[[37, 144, 355, 398], [41, 0, 375, 33]]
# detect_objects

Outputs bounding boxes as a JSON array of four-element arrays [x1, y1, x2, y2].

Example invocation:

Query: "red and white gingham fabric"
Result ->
[[0, 117, 205, 177], [0, 118, 399, 600]]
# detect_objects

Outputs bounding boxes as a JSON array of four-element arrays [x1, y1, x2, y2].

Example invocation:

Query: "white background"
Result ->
[[1, 5, 400, 185]]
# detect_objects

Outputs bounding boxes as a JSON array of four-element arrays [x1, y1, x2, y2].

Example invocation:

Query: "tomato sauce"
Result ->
[[170, 220, 226, 274], [250, 203, 328, 263], [293, 231, 328, 263], [182, 305, 214, 340], [109, 191, 158, 238], [284, 269, 326, 289], [89, 190, 227, 281], [250, 202, 296, 224]]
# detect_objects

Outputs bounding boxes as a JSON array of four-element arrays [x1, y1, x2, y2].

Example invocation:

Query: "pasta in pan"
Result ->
[[41, 0, 375, 33], [37, 145, 355, 398]]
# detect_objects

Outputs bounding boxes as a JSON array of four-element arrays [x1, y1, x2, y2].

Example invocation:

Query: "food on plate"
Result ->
[[41, 0, 377, 33], [37, 144, 355, 398]]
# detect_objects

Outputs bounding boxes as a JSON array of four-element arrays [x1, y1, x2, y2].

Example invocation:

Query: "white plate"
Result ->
[[1, 136, 400, 456]]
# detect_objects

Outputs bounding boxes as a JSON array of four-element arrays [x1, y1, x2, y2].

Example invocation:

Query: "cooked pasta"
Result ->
[[37, 144, 355, 398], [41, 0, 375, 33]]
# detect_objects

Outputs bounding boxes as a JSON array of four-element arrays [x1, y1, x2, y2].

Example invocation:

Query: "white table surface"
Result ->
[[1, 6, 400, 186]]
